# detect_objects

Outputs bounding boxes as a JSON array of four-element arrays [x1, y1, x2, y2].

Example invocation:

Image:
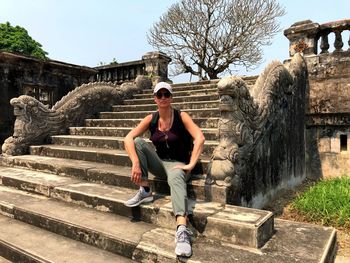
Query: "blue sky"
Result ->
[[1, 0, 350, 83]]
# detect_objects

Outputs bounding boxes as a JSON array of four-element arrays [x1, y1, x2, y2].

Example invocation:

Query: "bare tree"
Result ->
[[148, 0, 285, 79]]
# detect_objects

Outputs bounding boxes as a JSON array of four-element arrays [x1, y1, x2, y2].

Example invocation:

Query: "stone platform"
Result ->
[[0, 166, 337, 262]]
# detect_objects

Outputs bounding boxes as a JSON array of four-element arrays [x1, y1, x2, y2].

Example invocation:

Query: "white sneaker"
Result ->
[[124, 187, 153, 207], [175, 225, 192, 257]]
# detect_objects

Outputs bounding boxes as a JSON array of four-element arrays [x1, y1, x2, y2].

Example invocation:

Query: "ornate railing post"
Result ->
[[142, 51, 172, 84], [284, 20, 320, 56]]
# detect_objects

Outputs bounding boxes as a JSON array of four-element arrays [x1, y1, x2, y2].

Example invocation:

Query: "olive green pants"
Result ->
[[134, 137, 190, 216]]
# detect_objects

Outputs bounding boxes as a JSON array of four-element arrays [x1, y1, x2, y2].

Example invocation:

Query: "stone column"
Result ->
[[284, 20, 320, 57], [142, 51, 172, 84]]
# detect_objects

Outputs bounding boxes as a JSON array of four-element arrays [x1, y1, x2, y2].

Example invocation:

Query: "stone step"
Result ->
[[0, 256, 11, 263], [69, 127, 219, 141], [142, 83, 218, 93], [167, 77, 256, 89], [0, 171, 337, 262], [123, 94, 220, 105], [0, 212, 133, 262], [113, 100, 219, 112], [29, 145, 211, 172], [171, 80, 219, 88], [99, 108, 220, 119], [28, 145, 136, 167], [85, 117, 219, 129], [0, 169, 274, 249], [0, 186, 152, 260], [1, 155, 223, 202], [131, 219, 336, 263], [242, 76, 258, 86], [51, 135, 218, 155], [0, 208, 335, 263], [134, 88, 218, 99]]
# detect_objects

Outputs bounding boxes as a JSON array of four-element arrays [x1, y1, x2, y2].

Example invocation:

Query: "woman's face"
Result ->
[[154, 88, 172, 108]]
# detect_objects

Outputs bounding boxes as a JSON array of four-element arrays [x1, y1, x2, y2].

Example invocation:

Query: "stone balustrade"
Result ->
[[284, 19, 350, 56], [94, 51, 171, 84], [94, 60, 145, 83]]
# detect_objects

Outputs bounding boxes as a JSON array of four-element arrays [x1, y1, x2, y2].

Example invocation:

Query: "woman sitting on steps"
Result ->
[[124, 81, 205, 258]]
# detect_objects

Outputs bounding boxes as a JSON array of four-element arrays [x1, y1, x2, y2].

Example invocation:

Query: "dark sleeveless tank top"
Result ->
[[149, 109, 190, 163]]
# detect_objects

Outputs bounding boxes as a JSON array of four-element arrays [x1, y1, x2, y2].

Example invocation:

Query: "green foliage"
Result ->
[[97, 58, 118, 66], [291, 176, 350, 228], [109, 57, 118, 65], [0, 22, 48, 59]]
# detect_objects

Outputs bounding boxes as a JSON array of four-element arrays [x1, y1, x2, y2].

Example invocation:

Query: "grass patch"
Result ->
[[291, 176, 350, 228]]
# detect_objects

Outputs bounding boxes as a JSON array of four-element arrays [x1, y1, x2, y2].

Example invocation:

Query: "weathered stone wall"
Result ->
[[0, 52, 96, 151], [306, 53, 350, 178], [306, 54, 350, 114], [284, 19, 350, 179]]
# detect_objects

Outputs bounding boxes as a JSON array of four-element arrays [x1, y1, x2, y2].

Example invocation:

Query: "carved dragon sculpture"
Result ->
[[2, 75, 152, 156], [207, 54, 306, 199]]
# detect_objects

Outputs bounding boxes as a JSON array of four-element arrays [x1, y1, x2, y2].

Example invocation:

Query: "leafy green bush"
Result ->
[[291, 176, 350, 228], [0, 22, 48, 59]]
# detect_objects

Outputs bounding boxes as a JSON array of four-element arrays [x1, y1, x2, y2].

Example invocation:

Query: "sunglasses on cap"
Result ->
[[155, 91, 171, 99]]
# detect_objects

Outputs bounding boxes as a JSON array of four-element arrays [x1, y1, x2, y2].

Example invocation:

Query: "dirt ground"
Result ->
[[262, 179, 350, 257]]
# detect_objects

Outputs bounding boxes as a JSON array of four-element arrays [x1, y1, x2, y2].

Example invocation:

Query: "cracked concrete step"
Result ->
[[28, 145, 210, 171], [69, 126, 219, 141], [133, 88, 218, 99], [1, 155, 223, 202], [123, 94, 219, 105], [51, 135, 218, 155], [112, 100, 219, 112], [85, 117, 219, 128], [99, 108, 220, 119], [0, 214, 133, 263], [0, 171, 274, 249]]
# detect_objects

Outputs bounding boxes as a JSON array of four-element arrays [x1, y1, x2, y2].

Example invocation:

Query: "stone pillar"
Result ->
[[284, 20, 320, 57], [142, 51, 172, 84]]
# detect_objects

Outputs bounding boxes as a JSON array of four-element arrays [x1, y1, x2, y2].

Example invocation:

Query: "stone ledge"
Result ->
[[0, 168, 337, 262], [204, 206, 274, 248], [0, 166, 271, 248], [133, 220, 336, 262]]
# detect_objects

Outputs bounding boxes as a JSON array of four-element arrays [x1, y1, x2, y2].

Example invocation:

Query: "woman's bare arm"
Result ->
[[124, 114, 152, 184], [178, 111, 205, 173]]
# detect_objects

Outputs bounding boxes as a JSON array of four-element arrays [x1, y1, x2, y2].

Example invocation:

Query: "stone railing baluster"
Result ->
[[320, 33, 330, 54], [334, 30, 344, 52]]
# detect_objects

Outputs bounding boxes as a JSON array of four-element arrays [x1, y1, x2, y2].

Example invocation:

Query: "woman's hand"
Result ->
[[131, 162, 142, 184], [172, 163, 195, 174]]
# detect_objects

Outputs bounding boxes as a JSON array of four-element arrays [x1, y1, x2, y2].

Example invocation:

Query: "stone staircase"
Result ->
[[0, 79, 337, 262]]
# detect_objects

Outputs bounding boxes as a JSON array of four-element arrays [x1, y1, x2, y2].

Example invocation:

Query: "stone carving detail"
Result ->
[[207, 54, 306, 202], [293, 39, 309, 53], [2, 75, 151, 155]]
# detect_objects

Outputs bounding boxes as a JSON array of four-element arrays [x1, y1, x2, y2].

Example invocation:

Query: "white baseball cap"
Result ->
[[153, 82, 173, 94]]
